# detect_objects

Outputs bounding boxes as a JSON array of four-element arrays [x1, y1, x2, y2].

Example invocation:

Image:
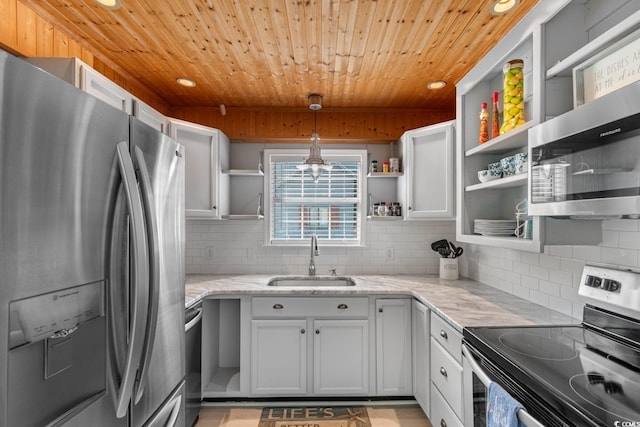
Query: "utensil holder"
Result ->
[[439, 258, 459, 280]]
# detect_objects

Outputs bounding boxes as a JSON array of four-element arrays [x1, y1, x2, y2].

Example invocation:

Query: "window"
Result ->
[[264, 149, 367, 246]]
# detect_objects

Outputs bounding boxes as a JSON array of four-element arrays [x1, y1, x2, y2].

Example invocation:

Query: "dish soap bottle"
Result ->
[[491, 91, 500, 139], [479, 102, 489, 144]]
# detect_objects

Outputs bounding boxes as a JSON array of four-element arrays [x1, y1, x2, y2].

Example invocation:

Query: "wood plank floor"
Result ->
[[195, 404, 432, 427]]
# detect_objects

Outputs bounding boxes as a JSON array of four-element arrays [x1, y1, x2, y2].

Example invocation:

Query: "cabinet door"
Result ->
[[412, 300, 430, 415], [134, 99, 167, 134], [402, 121, 455, 219], [250, 320, 307, 395], [313, 320, 369, 395], [168, 119, 229, 219], [375, 299, 412, 395], [80, 65, 133, 114]]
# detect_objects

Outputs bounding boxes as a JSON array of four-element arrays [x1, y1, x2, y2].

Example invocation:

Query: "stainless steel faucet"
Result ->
[[309, 233, 319, 276]]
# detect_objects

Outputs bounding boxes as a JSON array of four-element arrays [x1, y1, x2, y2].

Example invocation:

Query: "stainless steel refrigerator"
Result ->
[[0, 50, 185, 427]]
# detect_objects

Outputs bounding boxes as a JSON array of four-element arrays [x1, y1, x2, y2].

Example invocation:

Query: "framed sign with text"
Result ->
[[573, 28, 640, 107]]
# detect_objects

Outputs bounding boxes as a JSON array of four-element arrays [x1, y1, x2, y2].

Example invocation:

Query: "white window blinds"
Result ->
[[266, 150, 365, 245]]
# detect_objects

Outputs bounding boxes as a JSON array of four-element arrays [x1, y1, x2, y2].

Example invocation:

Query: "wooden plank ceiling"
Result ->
[[19, 0, 538, 111]]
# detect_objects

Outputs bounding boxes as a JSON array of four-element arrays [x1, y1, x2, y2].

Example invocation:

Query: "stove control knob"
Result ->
[[585, 275, 602, 287], [601, 279, 621, 292]]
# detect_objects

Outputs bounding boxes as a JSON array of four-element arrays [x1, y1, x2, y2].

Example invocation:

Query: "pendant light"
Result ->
[[297, 94, 332, 182]]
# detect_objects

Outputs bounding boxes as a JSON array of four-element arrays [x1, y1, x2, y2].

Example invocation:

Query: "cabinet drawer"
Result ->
[[430, 338, 463, 418], [252, 297, 369, 318], [431, 313, 462, 363], [430, 384, 464, 427]]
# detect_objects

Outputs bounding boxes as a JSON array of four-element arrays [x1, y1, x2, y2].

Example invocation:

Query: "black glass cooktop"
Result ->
[[464, 324, 640, 427]]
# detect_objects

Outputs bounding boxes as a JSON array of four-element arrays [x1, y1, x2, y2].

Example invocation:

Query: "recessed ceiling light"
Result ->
[[93, 0, 121, 10], [427, 80, 447, 90], [490, 0, 520, 15], [176, 77, 196, 88]]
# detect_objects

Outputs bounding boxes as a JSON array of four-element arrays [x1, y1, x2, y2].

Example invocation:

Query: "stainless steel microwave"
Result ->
[[528, 80, 640, 218]]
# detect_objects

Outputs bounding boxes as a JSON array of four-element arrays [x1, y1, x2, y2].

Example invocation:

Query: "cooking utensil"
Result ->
[[437, 247, 451, 258], [448, 241, 463, 258], [431, 239, 449, 252]]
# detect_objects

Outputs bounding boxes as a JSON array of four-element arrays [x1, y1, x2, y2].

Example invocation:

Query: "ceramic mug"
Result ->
[[515, 152, 528, 174], [500, 155, 517, 176]]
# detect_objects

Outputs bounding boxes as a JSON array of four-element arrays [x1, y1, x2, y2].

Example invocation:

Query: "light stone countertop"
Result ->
[[185, 274, 578, 332]]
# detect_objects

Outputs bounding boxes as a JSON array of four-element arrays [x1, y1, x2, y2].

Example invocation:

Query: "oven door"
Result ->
[[462, 344, 544, 427]]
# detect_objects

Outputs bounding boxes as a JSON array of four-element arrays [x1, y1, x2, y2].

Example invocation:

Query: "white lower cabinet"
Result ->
[[412, 300, 430, 414], [375, 298, 412, 395], [251, 319, 307, 395], [313, 319, 369, 395], [429, 313, 464, 426], [430, 383, 464, 427], [249, 297, 369, 397]]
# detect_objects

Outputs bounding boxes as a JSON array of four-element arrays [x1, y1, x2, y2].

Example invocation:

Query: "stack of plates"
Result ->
[[474, 219, 517, 236]]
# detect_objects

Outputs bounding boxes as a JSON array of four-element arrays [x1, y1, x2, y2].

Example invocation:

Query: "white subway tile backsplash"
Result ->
[[187, 219, 456, 276], [186, 217, 640, 322], [460, 220, 640, 322]]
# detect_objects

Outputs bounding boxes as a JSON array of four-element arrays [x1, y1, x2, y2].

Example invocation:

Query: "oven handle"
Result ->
[[462, 343, 544, 427]]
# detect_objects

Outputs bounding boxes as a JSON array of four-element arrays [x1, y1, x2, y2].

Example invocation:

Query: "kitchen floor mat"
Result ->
[[257, 406, 371, 427]]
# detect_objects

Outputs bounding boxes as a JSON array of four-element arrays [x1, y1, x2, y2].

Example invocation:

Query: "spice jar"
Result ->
[[500, 59, 525, 135], [389, 157, 399, 173], [370, 160, 378, 173], [382, 161, 389, 173]]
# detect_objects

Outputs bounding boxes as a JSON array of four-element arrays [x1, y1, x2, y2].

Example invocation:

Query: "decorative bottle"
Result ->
[[500, 59, 525, 134], [491, 91, 500, 139], [479, 102, 489, 144]]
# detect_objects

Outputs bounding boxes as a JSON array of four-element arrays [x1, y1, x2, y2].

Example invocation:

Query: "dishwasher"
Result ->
[[185, 303, 203, 427]]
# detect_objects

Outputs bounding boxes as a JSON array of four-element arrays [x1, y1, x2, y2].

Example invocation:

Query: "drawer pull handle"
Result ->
[[273, 304, 284, 310], [440, 330, 448, 339], [315, 329, 320, 334], [301, 329, 306, 334], [440, 367, 448, 378], [337, 304, 348, 310], [440, 419, 447, 427], [378, 308, 383, 313]]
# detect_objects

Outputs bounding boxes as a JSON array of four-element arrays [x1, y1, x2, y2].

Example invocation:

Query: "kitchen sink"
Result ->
[[267, 276, 356, 287]]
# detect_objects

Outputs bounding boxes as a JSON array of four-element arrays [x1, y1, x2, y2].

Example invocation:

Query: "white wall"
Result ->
[[186, 220, 456, 276], [459, 219, 640, 321]]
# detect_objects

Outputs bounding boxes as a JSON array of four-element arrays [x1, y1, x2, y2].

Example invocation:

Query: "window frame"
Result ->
[[263, 148, 368, 247]]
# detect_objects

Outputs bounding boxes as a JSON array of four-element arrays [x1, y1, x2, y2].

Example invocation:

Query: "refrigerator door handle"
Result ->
[[113, 141, 150, 418], [164, 393, 183, 427], [132, 146, 161, 404]]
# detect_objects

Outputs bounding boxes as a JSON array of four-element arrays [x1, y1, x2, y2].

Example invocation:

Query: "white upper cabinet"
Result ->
[[168, 118, 230, 219], [80, 64, 133, 114], [133, 99, 168, 134], [27, 57, 133, 114], [398, 120, 455, 220]]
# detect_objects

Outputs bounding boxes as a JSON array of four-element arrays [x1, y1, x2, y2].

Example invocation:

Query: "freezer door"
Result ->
[[129, 118, 185, 427]]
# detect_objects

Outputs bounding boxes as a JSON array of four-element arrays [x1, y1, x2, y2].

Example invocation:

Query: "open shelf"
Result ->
[[222, 214, 264, 220], [367, 172, 403, 178], [465, 174, 527, 192], [367, 215, 403, 221], [546, 10, 640, 78], [465, 122, 532, 157], [223, 169, 264, 176], [204, 367, 241, 394], [202, 298, 245, 398]]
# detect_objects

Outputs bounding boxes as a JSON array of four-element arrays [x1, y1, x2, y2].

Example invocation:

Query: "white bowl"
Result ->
[[478, 170, 499, 183]]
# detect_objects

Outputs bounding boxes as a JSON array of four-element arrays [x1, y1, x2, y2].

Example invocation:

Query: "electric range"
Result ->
[[463, 264, 640, 427]]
